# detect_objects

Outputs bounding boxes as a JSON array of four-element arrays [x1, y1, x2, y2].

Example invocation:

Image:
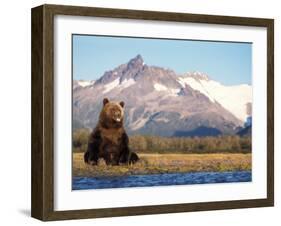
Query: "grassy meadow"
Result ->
[[73, 153, 251, 177], [72, 129, 252, 177]]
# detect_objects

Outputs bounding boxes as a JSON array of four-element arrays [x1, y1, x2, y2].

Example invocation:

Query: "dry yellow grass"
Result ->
[[73, 153, 252, 177], [73, 153, 251, 177]]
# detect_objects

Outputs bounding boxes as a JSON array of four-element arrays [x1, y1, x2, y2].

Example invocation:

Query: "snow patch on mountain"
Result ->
[[77, 80, 95, 87], [102, 78, 136, 94], [130, 117, 149, 130], [102, 78, 120, 94], [154, 83, 168, 91], [154, 117, 170, 123], [120, 78, 136, 89], [154, 83, 180, 96]]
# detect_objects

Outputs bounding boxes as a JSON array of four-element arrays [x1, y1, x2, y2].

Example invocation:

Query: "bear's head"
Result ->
[[99, 98, 125, 129]]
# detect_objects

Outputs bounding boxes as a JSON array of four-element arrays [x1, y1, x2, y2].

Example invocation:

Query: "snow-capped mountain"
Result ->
[[73, 55, 252, 137], [178, 72, 252, 122]]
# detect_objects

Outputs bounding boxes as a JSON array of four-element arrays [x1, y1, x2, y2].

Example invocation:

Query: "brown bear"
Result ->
[[84, 98, 139, 166]]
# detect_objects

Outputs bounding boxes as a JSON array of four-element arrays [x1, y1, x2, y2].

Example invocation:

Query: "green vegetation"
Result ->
[[73, 128, 90, 153], [73, 153, 252, 177], [73, 129, 251, 154], [72, 129, 251, 177]]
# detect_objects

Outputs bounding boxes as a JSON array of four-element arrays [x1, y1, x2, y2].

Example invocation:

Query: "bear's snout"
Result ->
[[113, 111, 122, 122]]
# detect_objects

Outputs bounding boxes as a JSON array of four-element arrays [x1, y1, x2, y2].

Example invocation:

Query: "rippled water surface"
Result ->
[[72, 171, 251, 190]]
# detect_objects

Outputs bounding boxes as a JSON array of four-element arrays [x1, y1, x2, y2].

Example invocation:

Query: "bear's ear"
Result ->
[[103, 98, 109, 106], [119, 101, 125, 108]]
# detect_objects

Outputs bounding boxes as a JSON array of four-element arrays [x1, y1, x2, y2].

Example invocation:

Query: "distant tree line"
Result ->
[[129, 135, 251, 153], [73, 129, 251, 154], [72, 128, 90, 153]]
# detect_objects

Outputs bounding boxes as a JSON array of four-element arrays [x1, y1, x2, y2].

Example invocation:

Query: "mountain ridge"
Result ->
[[73, 55, 252, 137]]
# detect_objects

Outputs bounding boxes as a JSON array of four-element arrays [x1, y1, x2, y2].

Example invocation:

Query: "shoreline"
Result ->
[[73, 153, 252, 177], [73, 169, 252, 179]]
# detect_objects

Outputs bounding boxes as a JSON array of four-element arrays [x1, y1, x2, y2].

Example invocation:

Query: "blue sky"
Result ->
[[73, 35, 252, 85]]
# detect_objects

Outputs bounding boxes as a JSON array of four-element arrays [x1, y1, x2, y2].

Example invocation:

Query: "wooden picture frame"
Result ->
[[31, 4, 274, 221]]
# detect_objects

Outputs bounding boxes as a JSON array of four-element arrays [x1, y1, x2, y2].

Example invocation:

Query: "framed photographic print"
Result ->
[[31, 4, 274, 221]]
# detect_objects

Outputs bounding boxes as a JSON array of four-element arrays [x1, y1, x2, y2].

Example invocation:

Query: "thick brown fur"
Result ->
[[84, 98, 139, 165]]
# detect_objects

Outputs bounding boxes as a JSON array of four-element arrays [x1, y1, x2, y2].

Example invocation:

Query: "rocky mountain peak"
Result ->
[[127, 54, 144, 69], [95, 55, 145, 85], [95, 70, 120, 85], [183, 71, 210, 81]]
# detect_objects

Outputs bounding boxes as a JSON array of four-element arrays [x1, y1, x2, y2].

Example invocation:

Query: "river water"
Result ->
[[72, 170, 251, 190]]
